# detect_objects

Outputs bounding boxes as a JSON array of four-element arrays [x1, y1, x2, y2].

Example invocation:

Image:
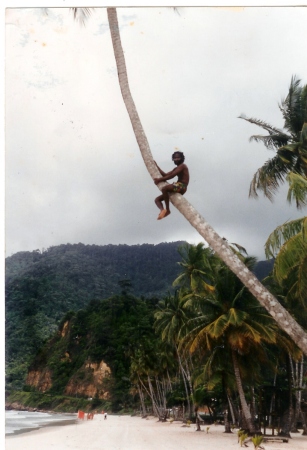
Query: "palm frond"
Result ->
[[280, 75, 305, 135], [227, 308, 247, 327], [172, 272, 186, 287], [205, 315, 229, 338], [244, 321, 277, 344], [230, 242, 248, 255], [187, 327, 213, 354], [286, 172, 307, 208], [70, 7, 93, 26], [302, 122, 307, 146], [277, 144, 300, 163], [238, 114, 286, 137], [265, 217, 306, 257], [242, 77, 307, 206], [249, 155, 291, 200], [249, 133, 289, 150], [273, 225, 307, 303]]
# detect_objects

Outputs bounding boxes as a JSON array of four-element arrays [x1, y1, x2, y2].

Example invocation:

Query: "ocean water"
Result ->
[[5, 410, 77, 436]]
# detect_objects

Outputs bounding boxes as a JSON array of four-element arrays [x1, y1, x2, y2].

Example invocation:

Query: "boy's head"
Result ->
[[172, 151, 185, 164]]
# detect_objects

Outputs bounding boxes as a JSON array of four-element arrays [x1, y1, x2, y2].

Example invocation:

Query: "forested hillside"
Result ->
[[5, 241, 185, 389], [21, 294, 158, 412], [5, 241, 273, 393]]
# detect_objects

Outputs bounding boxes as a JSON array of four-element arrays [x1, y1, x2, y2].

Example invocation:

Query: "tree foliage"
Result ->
[[239, 76, 307, 205], [5, 242, 184, 390]]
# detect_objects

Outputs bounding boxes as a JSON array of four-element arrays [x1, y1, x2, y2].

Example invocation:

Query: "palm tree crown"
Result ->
[[239, 75, 307, 205]]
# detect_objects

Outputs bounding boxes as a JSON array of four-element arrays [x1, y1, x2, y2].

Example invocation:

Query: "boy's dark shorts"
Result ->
[[172, 182, 187, 194]]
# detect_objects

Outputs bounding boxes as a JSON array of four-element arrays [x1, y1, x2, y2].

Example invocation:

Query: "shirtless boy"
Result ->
[[154, 151, 189, 220]]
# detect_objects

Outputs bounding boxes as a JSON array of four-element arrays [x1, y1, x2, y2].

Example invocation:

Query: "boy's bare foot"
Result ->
[[157, 209, 166, 220], [157, 209, 170, 220]]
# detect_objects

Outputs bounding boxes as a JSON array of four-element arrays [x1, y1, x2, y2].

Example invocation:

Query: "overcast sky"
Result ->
[[4, 4, 307, 260]]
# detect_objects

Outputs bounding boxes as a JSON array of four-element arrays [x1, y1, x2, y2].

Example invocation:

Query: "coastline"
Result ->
[[5, 414, 307, 450], [6, 418, 78, 437], [5, 410, 78, 437]]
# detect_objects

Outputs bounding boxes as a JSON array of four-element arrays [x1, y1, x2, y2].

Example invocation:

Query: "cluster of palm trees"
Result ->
[[128, 76, 307, 434], [129, 241, 306, 436]]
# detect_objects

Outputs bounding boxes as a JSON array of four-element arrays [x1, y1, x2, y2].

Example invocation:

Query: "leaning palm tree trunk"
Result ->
[[146, 375, 160, 418], [175, 346, 191, 418], [232, 350, 257, 434], [107, 7, 307, 354], [227, 391, 237, 426], [137, 381, 147, 416]]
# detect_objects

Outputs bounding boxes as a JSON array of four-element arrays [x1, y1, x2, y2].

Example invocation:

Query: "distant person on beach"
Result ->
[[104, 412, 108, 420], [154, 151, 189, 220]]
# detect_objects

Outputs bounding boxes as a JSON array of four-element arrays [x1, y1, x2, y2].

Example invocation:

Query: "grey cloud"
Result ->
[[5, 7, 307, 261]]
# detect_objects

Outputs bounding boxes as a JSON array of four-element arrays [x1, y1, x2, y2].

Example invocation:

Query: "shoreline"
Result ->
[[6, 418, 78, 438], [5, 414, 307, 450], [5, 410, 78, 438], [5, 420, 84, 440]]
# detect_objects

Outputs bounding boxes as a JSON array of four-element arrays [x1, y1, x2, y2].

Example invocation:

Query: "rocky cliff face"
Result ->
[[26, 368, 53, 392], [26, 359, 112, 399], [25, 317, 113, 400], [64, 360, 111, 399], [20, 289, 152, 411]]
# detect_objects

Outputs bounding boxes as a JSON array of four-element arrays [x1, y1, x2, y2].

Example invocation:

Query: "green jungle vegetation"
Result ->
[[6, 390, 112, 414], [5, 241, 273, 395], [8, 289, 158, 413], [5, 241, 185, 391], [6, 240, 304, 436]]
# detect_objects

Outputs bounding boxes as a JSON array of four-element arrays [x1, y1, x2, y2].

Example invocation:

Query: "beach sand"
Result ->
[[5, 414, 307, 450]]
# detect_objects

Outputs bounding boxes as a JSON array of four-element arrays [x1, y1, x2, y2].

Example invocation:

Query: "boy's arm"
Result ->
[[154, 161, 167, 177], [154, 165, 184, 184], [159, 165, 184, 181]]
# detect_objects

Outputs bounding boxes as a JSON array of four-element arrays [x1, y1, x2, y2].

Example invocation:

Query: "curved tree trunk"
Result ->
[[175, 346, 191, 418], [232, 350, 257, 434], [147, 375, 161, 419], [227, 390, 238, 426], [137, 381, 147, 417], [107, 7, 307, 354], [279, 355, 295, 437], [222, 374, 232, 433]]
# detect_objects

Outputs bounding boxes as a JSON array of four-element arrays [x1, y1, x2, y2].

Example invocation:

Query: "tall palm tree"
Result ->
[[172, 243, 216, 297], [239, 75, 307, 205], [154, 291, 194, 417], [183, 255, 280, 433], [193, 345, 238, 432], [69, 7, 307, 352], [130, 343, 169, 419]]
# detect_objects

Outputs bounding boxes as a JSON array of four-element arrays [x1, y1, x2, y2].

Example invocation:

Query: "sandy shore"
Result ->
[[5, 414, 307, 450]]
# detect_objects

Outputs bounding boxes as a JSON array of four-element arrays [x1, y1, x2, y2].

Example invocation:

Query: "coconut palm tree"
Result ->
[[172, 243, 216, 297], [193, 345, 238, 432], [154, 291, 194, 417], [183, 254, 280, 434], [239, 75, 307, 206], [130, 343, 170, 419], [68, 7, 307, 352]]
